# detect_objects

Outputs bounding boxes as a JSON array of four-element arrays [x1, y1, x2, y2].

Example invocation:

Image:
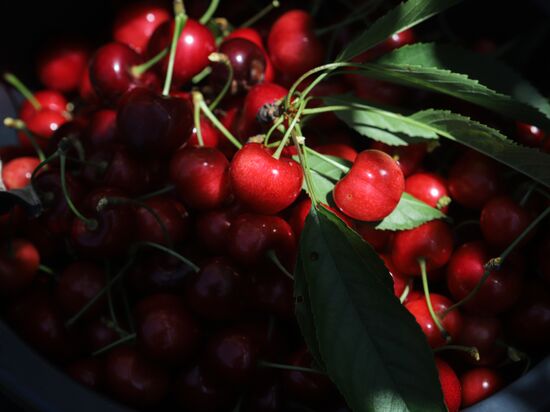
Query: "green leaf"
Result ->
[[360, 43, 550, 128], [376, 193, 446, 231], [300, 206, 446, 412], [337, 0, 463, 62]]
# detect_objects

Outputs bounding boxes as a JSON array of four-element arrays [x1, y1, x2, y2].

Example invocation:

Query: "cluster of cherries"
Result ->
[[1, 1, 549, 412]]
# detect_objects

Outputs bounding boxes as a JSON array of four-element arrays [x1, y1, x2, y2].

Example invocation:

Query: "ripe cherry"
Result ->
[[226, 27, 275, 82], [80, 318, 119, 353], [356, 223, 392, 252], [379, 254, 410, 298], [267, 10, 324, 78], [316, 142, 358, 163], [334, 149, 404, 221], [20, 109, 68, 148], [85, 109, 117, 148], [65, 357, 104, 390], [435, 358, 461, 412], [104, 346, 169, 407], [405, 172, 450, 213], [135, 293, 200, 364], [170, 146, 231, 210], [406, 294, 462, 348], [390, 220, 454, 276], [189, 117, 221, 147], [134, 196, 189, 245], [515, 122, 546, 148], [230, 143, 303, 214], [238, 82, 287, 138], [195, 208, 235, 254], [460, 368, 503, 407], [250, 265, 295, 319], [0, 239, 39, 296], [1, 157, 40, 190], [457, 315, 504, 366], [19, 90, 67, 123], [369, 142, 426, 177]]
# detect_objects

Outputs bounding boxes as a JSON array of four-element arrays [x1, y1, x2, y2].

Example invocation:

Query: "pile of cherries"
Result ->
[[1, 1, 549, 411]]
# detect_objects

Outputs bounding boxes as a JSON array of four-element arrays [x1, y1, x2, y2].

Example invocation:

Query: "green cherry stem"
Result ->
[[208, 52, 233, 110], [136, 184, 176, 201], [419, 257, 450, 343], [197, 93, 242, 149], [258, 360, 326, 375], [192, 92, 205, 147], [92, 333, 137, 357], [38, 264, 56, 276], [264, 116, 285, 146], [104, 261, 120, 330], [133, 241, 200, 272], [433, 345, 480, 361], [267, 250, 294, 280], [131, 48, 168, 77], [304, 146, 350, 173], [30, 151, 60, 182], [162, 0, 188, 96], [3, 118, 46, 161], [273, 99, 308, 159], [199, 0, 220, 24], [293, 124, 318, 207], [241, 0, 280, 28], [3, 73, 41, 110], [192, 66, 212, 84], [399, 279, 413, 304]]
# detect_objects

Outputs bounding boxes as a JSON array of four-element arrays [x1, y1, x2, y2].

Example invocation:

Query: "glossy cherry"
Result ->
[[405, 172, 450, 213], [435, 358, 461, 412], [134, 196, 189, 245], [65, 357, 104, 390], [230, 143, 303, 214], [189, 117, 221, 147], [457, 315, 504, 366], [369, 142, 426, 177], [135, 293, 200, 364], [390, 220, 454, 276], [0, 239, 39, 296], [20, 109, 68, 148], [195, 208, 235, 254], [19, 90, 67, 123], [460, 368, 503, 407], [515, 122, 546, 148], [1, 156, 40, 190], [226, 27, 275, 82]]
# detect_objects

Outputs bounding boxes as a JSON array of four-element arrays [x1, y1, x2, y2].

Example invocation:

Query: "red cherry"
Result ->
[[391, 220, 453, 276], [195, 208, 235, 254], [334, 150, 404, 221], [267, 10, 324, 78], [170, 146, 231, 210], [369, 142, 426, 177], [446, 241, 524, 315], [406, 294, 463, 348], [230, 143, 303, 214], [316, 142, 358, 163], [480, 196, 533, 249], [134, 196, 189, 245], [515, 122, 546, 148], [448, 150, 502, 209], [19, 90, 67, 123], [135, 293, 200, 364], [147, 19, 216, 88], [104, 346, 169, 407], [113, 0, 170, 54], [384, 29, 416, 51], [189, 117, 221, 148], [79, 66, 99, 104], [356, 223, 392, 252], [250, 265, 294, 319], [353, 78, 408, 106], [457, 315, 503, 366], [405, 172, 450, 213], [226, 28, 275, 82], [435, 358, 461, 412], [20, 109, 68, 148], [238, 82, 287, 138], [380, 254, 410, 298], [1, 156, 40, 190], [37, 40, 90, 93], [85, 109, 117, 148], [65, 357, 104, 390], [460, 368, 503, 407], [0, 239, 39, 296]]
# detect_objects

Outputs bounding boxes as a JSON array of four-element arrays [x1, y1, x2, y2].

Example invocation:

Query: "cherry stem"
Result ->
[[104, 261, 120, 330], [419, 257, 450, 343], [433, 345, 480, 361], [264, 116, 285, 146], [519, 182, 537, 207], [208, 52, 233, 110], [304, 146, 350, 173], [38, 264, 55, 276], [197, 93, 242, 149], [241, 0, 280, 28], [399, 279, 413, 304], [3, 117, 46, 161], [65, 156, 107, 170], [293, 124, 319, 207], [192, 92, 205, 146], [436, 195, 451, 211], [258, 360, 325, 375], [192, 66, 212, 84], [162, 0, 188, 96], [31, 151, 60, 182], [136, 184, 175, 201], [92, 333, 137, 357], [131, 48, 168, 77], [3, 73, 41, 110], [267, 250, 294, 280], [273, 99, 308, 159], [133, 241, 200, 272], [199, 0, 219, 24], [100, 317, 129, 338], [66, 258, 135, 327]]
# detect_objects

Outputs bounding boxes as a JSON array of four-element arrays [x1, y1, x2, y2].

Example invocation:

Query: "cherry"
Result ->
[[147, 19, 216, 88], [515, 122, 546, 148], [117, 87, 193, 156], [352, 29, 416, 63], [226, 27, 275, 82], [1, 156, 40, 190], [19, 90, 67, 123], [448, 150, 502, 209], [316, 142, 358, 163], [238, 82, 287, 138], [406, 293, 462, 348], [37, 40, 90, 93], [288, 198, 313, 239], [65, 357, 104, 390], [480, 196, 533, 249], [242, 375, 282, 412], [20, 109, 68, 148], [104, 346, 169, 407], [457, 315, 504, 366], [170, 146, 231, 210], [267, 10, 324, 78], [57, 262, 106, 316], [435, 358, 461, 412], [249, 265, 295, 319], [235, 319, 290, 361], [80, 318, 119, 353], [379, 254, 410, 298], [135, 293, 200, 364], [185, 258, 245, 320], [85, 109, 117, 148], [356, 223, 392, 252], [0, 239, 39, 296], [369, 142, 426, 177], [195, 208, 235, 254], [334, 150, 404, 221], [460, 368, 504, 407], [230, 143, 303, 214], [405, 172, 450, 213], [189, 117, 221, 147], [89, 42, 159, 104], [446, 241, 524, 315], [113, 0, 170, 54], [390, 220, 453, 276], [173, 363, 237, 412], [133, 196, 189, 245], [79, 66, 99, 104]]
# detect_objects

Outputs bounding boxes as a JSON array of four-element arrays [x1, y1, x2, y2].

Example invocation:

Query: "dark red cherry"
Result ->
[[189, 117, 221, 147], [105, 346, 169, 407], [37, 40, 90, 93], [356, 223, 392, 252], [0, 239, 39, 296], [334, 150, 404, 221], [1, 156, 40, 190], [65, 357, 104, 390], [242, 375, 282, 412], [85, 109, 117, 148], [446, 241, 524, 315], [457, 315, 503, 366], [81, 318, 119, 353], [448, 150, 502, 209], [230, 143, 303, 214], [113, 0, 170, 54], [147, 19, 216, 88], [267, 10, 324, 78], [117, 87, 193, 156], [390, 220, 454, 276], [515, 122, 546, 148], [173, 363, 237, 412], [435, 358, 461, 412], [379, 254, 409, 298], [21, 109, 68, 148], [235, 319, 289, 361], [249, 265, 294, 319], [79, 66, 99, 104], [134, 196, 189, 245], [369, 142, 426, 177], [226, 27, 275, 82], [405, 172, 450, 213], [480, 196, 533, 249], [55, 261, 106, 319], [460, 368, 503, 407], [195, 208, 235, 253], [405, 293, 463, 348], [238, 82, 287, 138], [19, 90, 67, 123], [170, 146, 231, 210], [89, 42, 159, 104], [135, 293, 200, 364]]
